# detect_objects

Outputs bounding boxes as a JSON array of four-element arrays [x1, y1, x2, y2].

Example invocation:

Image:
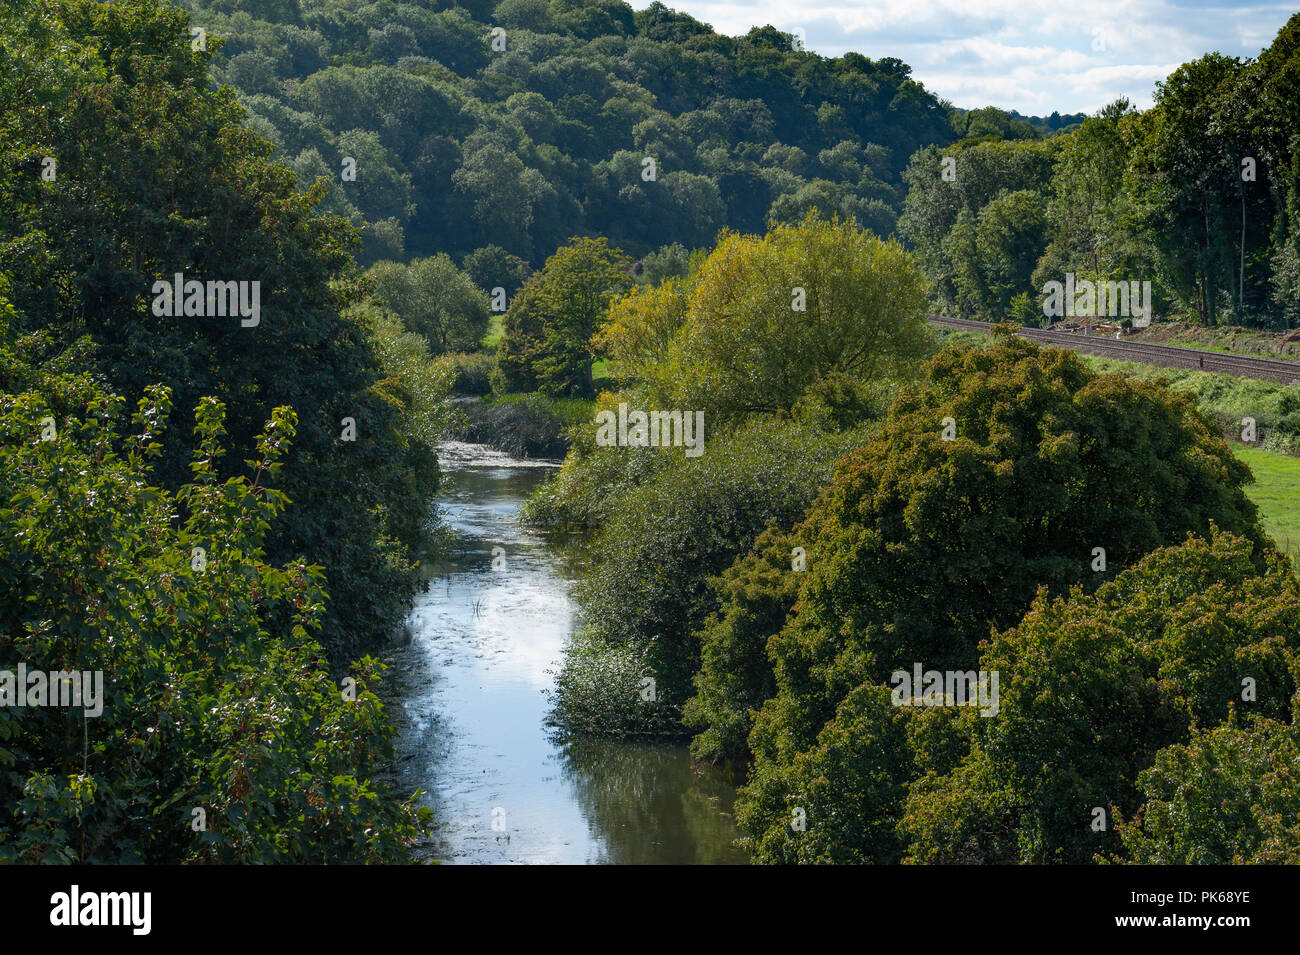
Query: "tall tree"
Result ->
[[496, 236, 632, 396]]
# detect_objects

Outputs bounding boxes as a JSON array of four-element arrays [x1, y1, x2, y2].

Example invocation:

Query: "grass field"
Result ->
[[482, 314, 503, 349], [1237, 445, 1300, 559]]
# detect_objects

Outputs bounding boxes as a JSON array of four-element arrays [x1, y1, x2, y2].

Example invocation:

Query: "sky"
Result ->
[[641, 1, 1298, 116]]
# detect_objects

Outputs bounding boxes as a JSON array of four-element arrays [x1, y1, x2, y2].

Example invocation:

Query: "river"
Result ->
[[383, 442, 748, 865]]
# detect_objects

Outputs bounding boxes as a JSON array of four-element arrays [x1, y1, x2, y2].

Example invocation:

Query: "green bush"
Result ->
[[736, 332, 1267, 862], [552, 416, 870, 735], [547, 633, 682, 738], [902, 530, 1300, 863], [519, 390, 681, 528], [0, 328, 430, 861], [434, 350, 494, 396]]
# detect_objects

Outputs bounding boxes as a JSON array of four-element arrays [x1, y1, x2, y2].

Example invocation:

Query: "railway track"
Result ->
[[929, 316, 1300, 385]]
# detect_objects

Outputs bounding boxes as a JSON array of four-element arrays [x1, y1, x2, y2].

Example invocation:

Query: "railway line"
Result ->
[[929, 315, 1300, 385]]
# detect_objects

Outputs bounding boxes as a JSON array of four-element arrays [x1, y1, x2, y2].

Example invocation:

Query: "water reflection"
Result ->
[[560, 737, 748, 865], [384, 446, 748, 865]]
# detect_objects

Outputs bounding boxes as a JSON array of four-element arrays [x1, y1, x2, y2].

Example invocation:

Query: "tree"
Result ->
[[334, 128, 416, 228], [0, 294, 429, 861], [0, 0, 439, 666], [734, 332, 1266, 862], [496, 236, 632, 397], [1116, 715, 1300, 864], [634, 242, 692, 285], [1041, 100, 1138, 280], [899, 140, 1054, 315], [367, 255, 490, 354], [1130, 54, 1245, 326], [597, 215, 931, 423], [904, 529, 1300, 863], [462, 244, 532, 298], [946, 189, 1049, 319], [684, 525, 801, 763]]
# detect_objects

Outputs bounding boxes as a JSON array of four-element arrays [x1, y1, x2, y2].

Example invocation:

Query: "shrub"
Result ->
[[552, 416, 870, 734], [434, 350, 494, 396], [518, 389, 682, 528], [735, 332, 1267, 862], [901, 530, 1300, 863], [547, 633, 682, 738], [454, 393, 590, 459]]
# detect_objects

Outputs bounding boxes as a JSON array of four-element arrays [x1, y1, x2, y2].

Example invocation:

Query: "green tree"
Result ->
[[366, 255, 490, 354], [497, 236, 631, 397], [899, 140, 1054, 313], [1129, 54, 1245, 326], [684, 525, 801, 763], [735, 333, 1265, 862], [903, 530, 1300, 863], [0, 0, 440, 666], [599, 215, 931, 423], [0, 297, 430, 861], [1116, 715, 1300, 864], [946, 189, 1049, 319], [462, 244, 532, 299]]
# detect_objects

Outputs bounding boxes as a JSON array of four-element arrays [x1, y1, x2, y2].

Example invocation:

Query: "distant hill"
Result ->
[[177, 0, 987, 266]]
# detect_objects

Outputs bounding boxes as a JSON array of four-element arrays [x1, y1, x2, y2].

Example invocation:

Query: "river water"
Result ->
[[383, 442, 747, 865]]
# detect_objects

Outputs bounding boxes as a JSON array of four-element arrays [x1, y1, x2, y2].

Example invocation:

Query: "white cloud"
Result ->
[[640, 0, 1297, 114]]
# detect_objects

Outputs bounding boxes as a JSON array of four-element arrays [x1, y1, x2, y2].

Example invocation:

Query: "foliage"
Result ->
[[433, 350, 495, 397], [0, 313, 429, 861], [898, 139, 1055, 314], [461, 244, 532, 299], [452, 392, 591, 459], [596, 215, 932, 423], [683, 525, 801, 764], [900, 15, 1300, 330], [496, 236, 632, 397], [547, 632, 682, 738], [1115, 712, 1300, 864], [552, 415, 871, 733], [0, 0, 443, 666], [902, 530, 1300, 863], [733, 333, 1267, 861], [517, 390, 675, 529], [178, 0, 959, 267], [366, 255, 490, 354]]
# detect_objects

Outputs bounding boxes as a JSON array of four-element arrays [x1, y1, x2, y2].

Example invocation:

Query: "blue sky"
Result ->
[[642, 1, 1297, 115]]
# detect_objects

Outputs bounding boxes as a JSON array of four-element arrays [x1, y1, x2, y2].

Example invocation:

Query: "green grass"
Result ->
[[1237, 445, 1300, 560], [481, 314, 503, 350], [1162, 337, 1288, 361]]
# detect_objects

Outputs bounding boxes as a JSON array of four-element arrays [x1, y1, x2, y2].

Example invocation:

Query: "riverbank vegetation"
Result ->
[[0, 0, 442, 861], [7, 0, 1300, 865], [538, 253, 1300, 863]]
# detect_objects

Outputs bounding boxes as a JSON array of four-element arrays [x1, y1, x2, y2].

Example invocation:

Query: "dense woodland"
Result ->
[[3, 0, 1300, 864], [184, 0, 959, 265]]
